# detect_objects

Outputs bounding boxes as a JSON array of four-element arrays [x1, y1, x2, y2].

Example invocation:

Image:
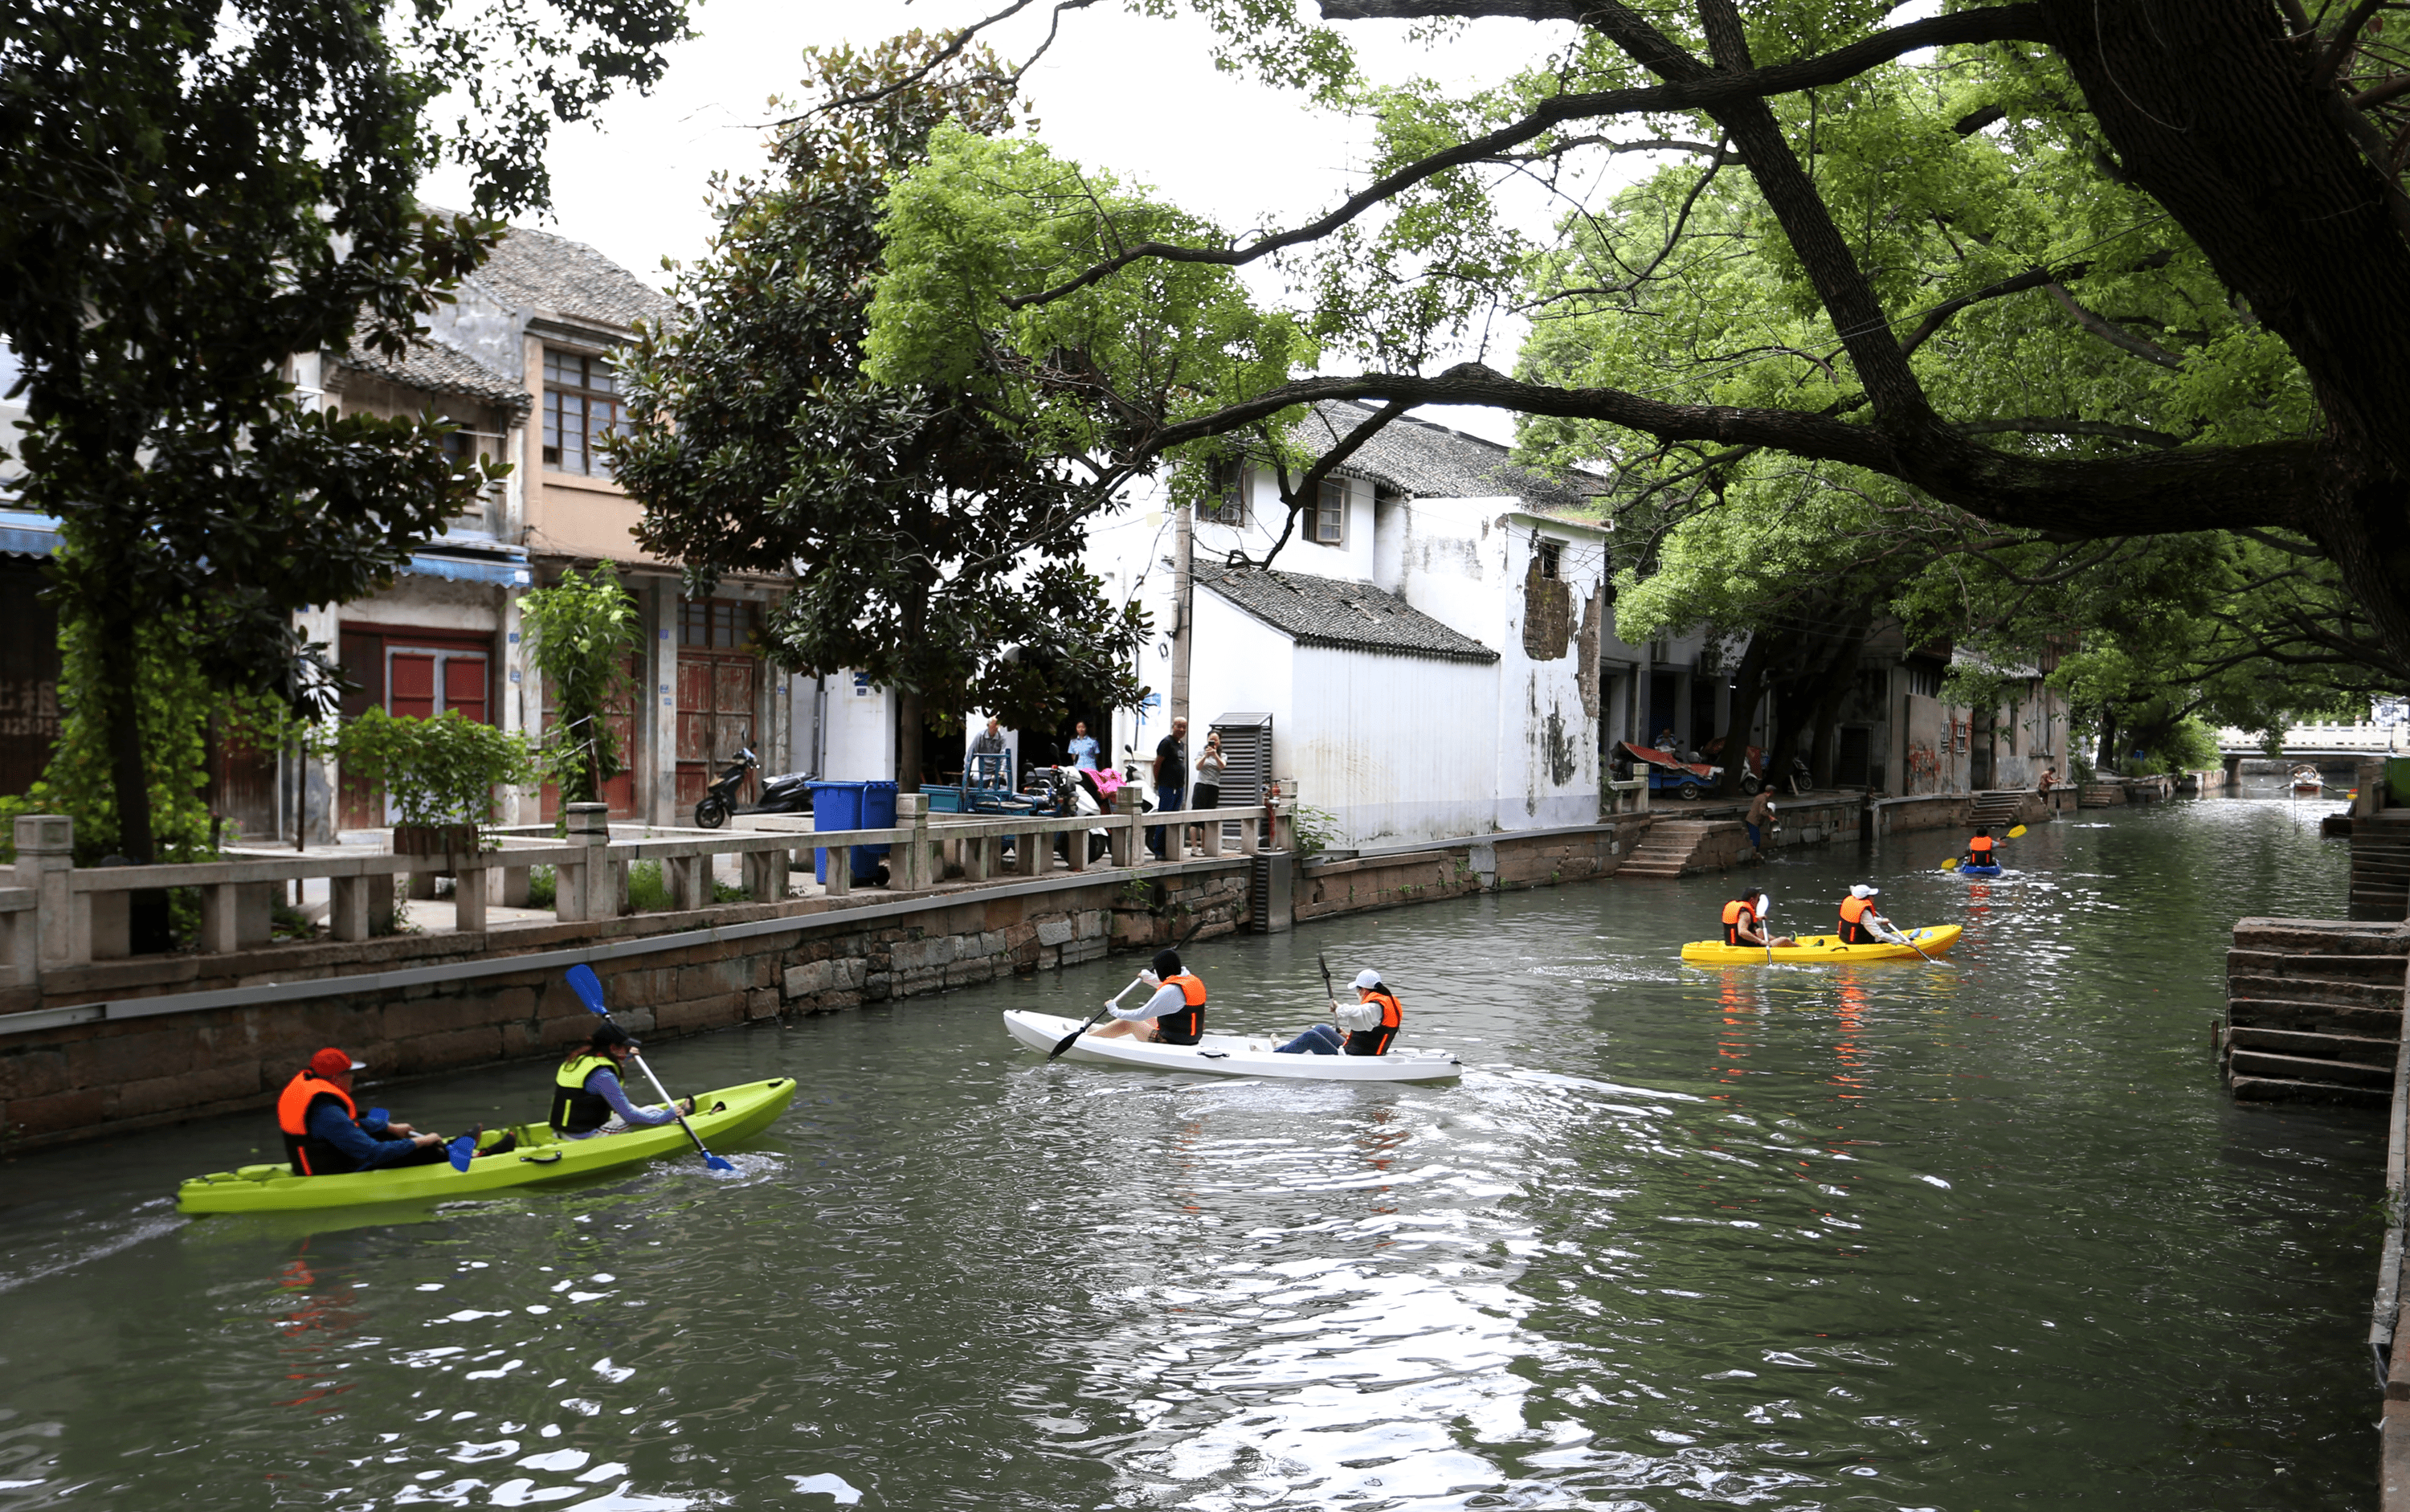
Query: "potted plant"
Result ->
[[329, 708, 537, 856]]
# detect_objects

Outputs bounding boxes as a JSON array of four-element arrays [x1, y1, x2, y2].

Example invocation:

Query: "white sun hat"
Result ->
[[1848, 884, 1879, 899], [1352, 969, 1383, 989]]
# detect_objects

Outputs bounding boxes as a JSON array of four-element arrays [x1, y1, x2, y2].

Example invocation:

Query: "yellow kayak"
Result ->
[[176, 1077, 796, 1215], [1680, 925, 1962, 966]]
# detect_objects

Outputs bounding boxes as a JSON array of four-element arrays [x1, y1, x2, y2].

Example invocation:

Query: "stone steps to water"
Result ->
[[2226, 950, 2410, 983], [2226, 917, 2408, 1105], [2228, 973, 2404, 1009], [1619, 821, 1722, 880], [2228, 1073, 2392, 1108], [2231, 919, 2410, 954], [2228, 997, 2404, 1038], [2228, 1024, 2400, 1065], [2230, 1048, 2394, 1088]]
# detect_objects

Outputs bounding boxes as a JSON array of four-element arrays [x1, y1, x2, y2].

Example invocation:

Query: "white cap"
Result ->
[[1848, 884, 1878, 899], [1352, 969, 1382, 990]]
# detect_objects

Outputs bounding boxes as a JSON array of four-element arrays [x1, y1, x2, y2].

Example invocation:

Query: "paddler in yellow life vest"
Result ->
[[1722, 889, 1796, 950], [550, 1023, 696, 1139], [276, 1047, 458, 1176], [1276, 968, 1404, 1056], [1092, 948, 1207, 1046], [1836, 884, 1897, 945], [1965, 828, 1997, 868]]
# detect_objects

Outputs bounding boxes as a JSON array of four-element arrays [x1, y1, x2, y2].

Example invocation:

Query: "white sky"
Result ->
[[425, 0, 1597, 446]]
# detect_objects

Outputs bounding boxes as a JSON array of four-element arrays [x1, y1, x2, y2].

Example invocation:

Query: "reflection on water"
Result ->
[[0, 798, 2379, 1509]]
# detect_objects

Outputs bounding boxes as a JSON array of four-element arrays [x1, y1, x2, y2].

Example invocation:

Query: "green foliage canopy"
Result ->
[[613, 36, 1158, 767]]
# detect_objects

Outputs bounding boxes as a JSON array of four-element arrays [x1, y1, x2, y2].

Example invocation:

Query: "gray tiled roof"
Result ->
[[1293, 400, 1604, 513], [1198, 565, 1499, 664], [333, 334, 529, 415], [469, 221, 676, 333]]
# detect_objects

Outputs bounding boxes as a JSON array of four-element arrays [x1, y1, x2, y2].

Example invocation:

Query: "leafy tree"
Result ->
[[892, 0, 2410, 683], [0, 0, 690, 893], [612, 36, 1160, 787], [326, 709, 537, 833], [520, 564, 639, 807]]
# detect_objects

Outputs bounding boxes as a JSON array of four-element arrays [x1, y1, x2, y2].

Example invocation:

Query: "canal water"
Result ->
[[0, 797, 2379, 1510]]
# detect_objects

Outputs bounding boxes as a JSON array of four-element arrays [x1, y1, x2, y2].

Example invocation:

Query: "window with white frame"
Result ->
[[1311, 477, 1346, 545], [542, 349, 623, 475]]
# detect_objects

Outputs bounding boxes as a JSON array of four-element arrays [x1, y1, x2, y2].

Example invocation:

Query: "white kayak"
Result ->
[[1003, 1010, 1462, 1084]]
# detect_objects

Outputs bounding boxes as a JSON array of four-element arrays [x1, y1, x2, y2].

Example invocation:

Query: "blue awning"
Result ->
[[0, 509, 529, 586], [0, 509, 60, 558], [403, 552, 533, 586]]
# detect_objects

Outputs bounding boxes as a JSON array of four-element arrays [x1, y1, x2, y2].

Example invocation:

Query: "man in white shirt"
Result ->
[[1089, 948, 1207, 1045]]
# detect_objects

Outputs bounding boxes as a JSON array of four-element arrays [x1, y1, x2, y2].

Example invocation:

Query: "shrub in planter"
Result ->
[[329, 709, 538, 852]]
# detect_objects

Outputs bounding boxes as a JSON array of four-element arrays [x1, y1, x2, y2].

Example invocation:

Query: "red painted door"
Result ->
[[442, 656, 488, 725], [388, 653, 437, 719]]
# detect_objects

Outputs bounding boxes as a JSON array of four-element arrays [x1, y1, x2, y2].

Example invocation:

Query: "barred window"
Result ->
[[1311, 477, 1346, 545], [542, 349, 622, 475], [1201, 460, 1250, 526]]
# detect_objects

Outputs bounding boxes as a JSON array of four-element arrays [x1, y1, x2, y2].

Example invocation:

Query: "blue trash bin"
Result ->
[[810, 780, 898, 884]]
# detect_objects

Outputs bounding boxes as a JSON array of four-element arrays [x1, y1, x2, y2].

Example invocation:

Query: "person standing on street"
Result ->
[[1066, 720, 1101, 770], [1188, 729, 1225, 849], [1149, 716, 1187, 858]]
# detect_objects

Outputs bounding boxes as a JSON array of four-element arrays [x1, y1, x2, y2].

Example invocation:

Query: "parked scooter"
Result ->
[[693, 749, 815, 829]]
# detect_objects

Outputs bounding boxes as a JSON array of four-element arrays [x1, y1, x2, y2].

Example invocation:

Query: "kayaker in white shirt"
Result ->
[[1276, 968, 1402, 1056], [1090, 948, 1207, 1046]]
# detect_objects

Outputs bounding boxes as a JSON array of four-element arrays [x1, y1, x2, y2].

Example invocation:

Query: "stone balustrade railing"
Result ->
[[0, 790, 1294, 990]]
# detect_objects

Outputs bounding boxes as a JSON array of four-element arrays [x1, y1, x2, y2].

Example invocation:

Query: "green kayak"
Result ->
[[176, 1077, 797, 1215]]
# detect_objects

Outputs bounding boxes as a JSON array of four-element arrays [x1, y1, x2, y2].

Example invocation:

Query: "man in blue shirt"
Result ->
[[276, 1048, 455, 1175]]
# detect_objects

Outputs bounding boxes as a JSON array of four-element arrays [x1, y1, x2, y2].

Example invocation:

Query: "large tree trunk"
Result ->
[[1711, 631, 1771, 797], [1804, 624, 1870, 787], [100, 615, 152, 863]]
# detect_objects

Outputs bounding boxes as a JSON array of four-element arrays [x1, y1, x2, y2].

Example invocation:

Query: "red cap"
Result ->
[[308, 1047, 363, 1079]]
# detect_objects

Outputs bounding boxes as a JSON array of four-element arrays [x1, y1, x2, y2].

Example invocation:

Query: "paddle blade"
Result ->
[[2007, 824, 2028, 838], [446, 1134, 477, 1172], [703, 1152, 737, 1173], [1939, 858, 1960, 871], [566, 963, 607, 1016], [1047, 1028, 1085, 1060]]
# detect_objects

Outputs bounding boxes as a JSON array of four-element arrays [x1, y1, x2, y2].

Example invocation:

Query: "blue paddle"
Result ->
[[564, 963, 736, 1172], [446, 1133, 478, 1172]]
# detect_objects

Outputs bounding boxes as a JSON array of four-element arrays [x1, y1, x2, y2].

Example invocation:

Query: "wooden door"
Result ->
[[388, 652, 438, 719]]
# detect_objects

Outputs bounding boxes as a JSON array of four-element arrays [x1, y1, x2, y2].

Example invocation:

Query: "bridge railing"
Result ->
[[2216, 721, 2408, 754]]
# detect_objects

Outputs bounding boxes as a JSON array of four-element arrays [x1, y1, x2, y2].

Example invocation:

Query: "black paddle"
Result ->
[[1050, 978, 1142, 1060]]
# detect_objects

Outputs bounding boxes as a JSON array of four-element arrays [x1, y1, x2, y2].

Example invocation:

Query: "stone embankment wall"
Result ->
[[0, 788, 2087, 1150], [0, 864, 1251, 1150], [1295, 819, 1648, 922]]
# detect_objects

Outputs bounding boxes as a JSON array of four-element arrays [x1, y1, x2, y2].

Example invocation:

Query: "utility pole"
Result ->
[[1171, 500, 1194, 723]]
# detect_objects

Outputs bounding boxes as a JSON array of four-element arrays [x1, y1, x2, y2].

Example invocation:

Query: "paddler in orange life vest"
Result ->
[[276, 1047, 453, 1176], [1965, 827, 1997, 868], [1836, 884, 1897, 946], [1722, 889, 1796, 950], [1276, 968, 1403, 1056], [1092, 948, 1207, 1046]]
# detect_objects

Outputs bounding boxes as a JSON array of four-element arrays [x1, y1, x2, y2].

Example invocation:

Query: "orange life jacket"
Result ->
[[1838, 894, 1876, 943], [1721, 899, 1758, 946], [276, 1070, 358, 1176], [1969, 835, 1994, 859], [1346, 989, 1403, 1056], [1157, 973, 1207, 1044]]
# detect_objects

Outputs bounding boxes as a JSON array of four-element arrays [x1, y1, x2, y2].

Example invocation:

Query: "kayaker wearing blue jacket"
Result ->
[[1091, 948, 1207, 1046], [551, 1023, 695, 1139], [276, 1048, 451, 1175]]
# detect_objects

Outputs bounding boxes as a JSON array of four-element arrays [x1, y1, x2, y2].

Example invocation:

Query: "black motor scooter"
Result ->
[[693, 749, 815, 828]]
